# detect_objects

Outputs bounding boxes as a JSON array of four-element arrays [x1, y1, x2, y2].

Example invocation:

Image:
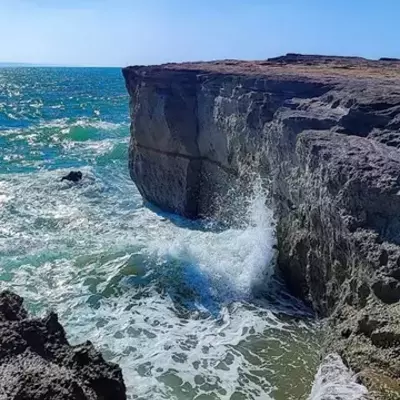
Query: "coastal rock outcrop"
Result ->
[[0, 291, 126, 400], [123, 55, 400, 398]]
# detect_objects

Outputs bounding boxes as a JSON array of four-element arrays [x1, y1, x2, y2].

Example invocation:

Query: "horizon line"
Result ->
[[0, 62, 123, 68], [2, 52, 400, 69]]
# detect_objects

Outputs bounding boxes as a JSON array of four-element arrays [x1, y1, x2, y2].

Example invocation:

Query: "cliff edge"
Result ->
[[123, 54, 400, 399]]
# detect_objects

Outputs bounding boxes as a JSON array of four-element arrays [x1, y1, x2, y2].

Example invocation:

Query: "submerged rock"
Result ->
[[0, 291, 126, 400], [122, 55, 400, 398], [61, 171, 83, 183]]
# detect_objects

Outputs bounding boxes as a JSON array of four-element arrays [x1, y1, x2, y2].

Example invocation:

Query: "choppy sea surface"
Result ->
[[0, 67, 322, 400]]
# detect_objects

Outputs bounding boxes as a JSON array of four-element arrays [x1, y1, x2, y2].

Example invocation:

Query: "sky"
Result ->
[[0, 0, 399, 67]]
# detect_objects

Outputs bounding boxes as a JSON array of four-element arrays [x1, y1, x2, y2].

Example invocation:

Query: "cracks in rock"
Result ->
[[134, 142, 239, 177]]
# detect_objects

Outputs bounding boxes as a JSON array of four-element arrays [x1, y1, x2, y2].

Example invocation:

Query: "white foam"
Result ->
[[1, 117, 124, 140], [309, 354, 369, 400], [143, 188, 276, 299], [0, 182, 10, 206]]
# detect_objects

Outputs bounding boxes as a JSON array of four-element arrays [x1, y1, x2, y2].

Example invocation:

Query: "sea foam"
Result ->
[[309, 354, 369, 400]]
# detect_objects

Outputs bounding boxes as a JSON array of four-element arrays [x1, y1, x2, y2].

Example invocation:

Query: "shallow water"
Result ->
[[0, 67, 321, 399]]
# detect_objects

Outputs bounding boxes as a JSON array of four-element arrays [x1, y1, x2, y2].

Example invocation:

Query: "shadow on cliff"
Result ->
[[144, 201, 227, 232]]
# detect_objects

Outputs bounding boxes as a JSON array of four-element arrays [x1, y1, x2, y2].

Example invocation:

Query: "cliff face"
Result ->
[[123, 56, 400, 398]]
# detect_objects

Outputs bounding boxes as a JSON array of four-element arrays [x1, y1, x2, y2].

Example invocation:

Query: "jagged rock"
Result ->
[[123, 55, 400, 398], [0, 291, 126, 400]]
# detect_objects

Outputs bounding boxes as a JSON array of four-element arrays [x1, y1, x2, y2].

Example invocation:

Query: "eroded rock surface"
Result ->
[[123, 54, 400, 398], [0, 291, 126, 400]]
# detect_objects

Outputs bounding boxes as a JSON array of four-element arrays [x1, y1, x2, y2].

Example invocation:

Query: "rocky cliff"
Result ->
[[0, 291, 126, 400], [123, 55, 400, 399]]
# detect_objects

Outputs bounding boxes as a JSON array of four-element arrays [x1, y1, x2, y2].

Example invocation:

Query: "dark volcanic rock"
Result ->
[[0, 291, 126, 400], [61, 171, 83, 183], [123, 55, 400, 398]]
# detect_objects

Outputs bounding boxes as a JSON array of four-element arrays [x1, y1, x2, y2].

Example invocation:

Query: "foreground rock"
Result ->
[[0, 291, 126, 400], [123, 54, 400, 398]]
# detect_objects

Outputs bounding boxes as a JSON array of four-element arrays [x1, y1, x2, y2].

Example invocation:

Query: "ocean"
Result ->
[[0, 67, 321, 399]]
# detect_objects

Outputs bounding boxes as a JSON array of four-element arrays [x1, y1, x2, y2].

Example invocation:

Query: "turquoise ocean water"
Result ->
[[0, 67, 320, 400]]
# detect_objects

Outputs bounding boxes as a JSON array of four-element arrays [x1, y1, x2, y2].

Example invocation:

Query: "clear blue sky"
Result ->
[[1, 0, 399, 67]]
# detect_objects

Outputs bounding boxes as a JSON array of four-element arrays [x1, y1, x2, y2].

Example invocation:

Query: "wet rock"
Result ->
[[357, 282, 371, 308], [391, 267, 400, 280], [0, 291, 27, 322], [356, 314, 382, 336], [370, 329, 400, 348], [0, 291, 126, 400], [372, 276, 400, 304], [359, 369, 400, 400], [61, 171, 83, 183]]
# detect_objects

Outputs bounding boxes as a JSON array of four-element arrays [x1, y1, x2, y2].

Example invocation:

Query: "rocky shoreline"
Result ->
[[123, 54, 400, 399], [0, 291, 126, 400]]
